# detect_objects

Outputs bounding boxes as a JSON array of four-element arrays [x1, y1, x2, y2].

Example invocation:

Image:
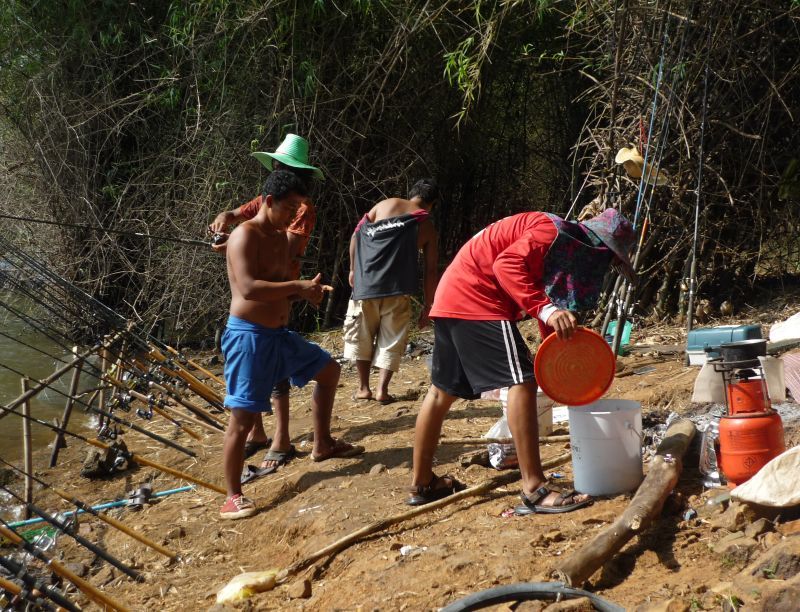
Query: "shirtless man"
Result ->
[[209, 134, 321, 476], [220, 170, 363, 519]]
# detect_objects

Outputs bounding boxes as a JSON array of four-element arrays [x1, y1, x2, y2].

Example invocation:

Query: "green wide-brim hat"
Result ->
[[251, 133, 324, 180]]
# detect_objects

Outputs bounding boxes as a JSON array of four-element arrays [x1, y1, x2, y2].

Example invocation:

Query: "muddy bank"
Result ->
[[1, 321, 799, 611]]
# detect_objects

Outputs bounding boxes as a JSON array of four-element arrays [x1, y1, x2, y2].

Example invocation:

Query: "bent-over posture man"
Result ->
[[220, 171, 363, 519], [344, 179, 439, 403], [408, 208, 636, 515]]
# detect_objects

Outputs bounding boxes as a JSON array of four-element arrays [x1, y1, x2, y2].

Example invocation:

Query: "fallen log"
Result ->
[[552, 418, 696, 587]]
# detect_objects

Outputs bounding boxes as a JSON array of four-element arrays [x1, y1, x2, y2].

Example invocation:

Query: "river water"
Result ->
[[0, 295, 96, 463]]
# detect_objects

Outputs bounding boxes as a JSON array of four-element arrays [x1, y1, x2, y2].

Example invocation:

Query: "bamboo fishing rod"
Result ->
[[149, 380, 227, 429], [84, 438, 226, 494], [0, 398, 226, 494], [147, 347, 224, 407], [0, 575, 62, 612], [0, 485, 143, 582], [0, 520, 130, 612], [163, 344, 225, 386], [0, 457, 178, 559], [0, 556, 80, 612], [105, 379, 203, 441], [0, 358, 197, 458]]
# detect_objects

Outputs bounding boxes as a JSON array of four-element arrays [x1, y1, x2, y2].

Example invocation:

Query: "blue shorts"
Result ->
[[221, 316, 331, 412]]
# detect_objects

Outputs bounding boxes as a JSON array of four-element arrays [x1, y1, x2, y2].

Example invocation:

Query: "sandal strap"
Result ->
[[523, 485, 552, 506], [409, 472, 439, 494]]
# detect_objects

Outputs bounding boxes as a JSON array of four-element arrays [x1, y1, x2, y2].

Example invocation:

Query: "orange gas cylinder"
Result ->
[[718, 409, 785, 487], [726, 379, 770, 414]]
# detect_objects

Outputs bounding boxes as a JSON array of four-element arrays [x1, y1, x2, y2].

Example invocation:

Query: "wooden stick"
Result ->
[[97, 347, 110, 431], [84, 438, 226, 494], [49, 359, 83, 467], [20, 378, 33, 520], [281, 451, 572, 578], [0, 524, 130, 612], [0, 338, 117, 419], [552, 419, 696, 587], [440, 435, 571, 445]]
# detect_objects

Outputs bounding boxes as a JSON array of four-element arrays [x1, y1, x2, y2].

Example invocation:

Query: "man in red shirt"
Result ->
[[407, 208, 637, 515], [209, 134, 322, 478]]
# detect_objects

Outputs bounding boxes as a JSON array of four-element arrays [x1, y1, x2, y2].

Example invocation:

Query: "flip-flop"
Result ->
[[375, 396, 396, 405], [240, 446, 296, 484], [261, 445, 297, 468], [240, 464, 277, 484], [513, 486, 593, 515], [406, 474, 466, 506], [243, 438, 272, 460], [311, 439, 365, 462], [351, 392, 373, 402]]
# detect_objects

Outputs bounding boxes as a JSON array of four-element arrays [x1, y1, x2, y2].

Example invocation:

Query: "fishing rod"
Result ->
[[0, 358, 197, 458], [0, 213, 212, 248], [0, 485, 143, 582], [0, 556, 80, 612], [0, 577, 61, 611], [0, 396, 225, 494], [0, 457, 178, 560], [609, 9, 695, 356], [685, 25, 713, 363], [0, 519, 130, 612], [105, 382, 203, 441], [0, 276, 224, 414]]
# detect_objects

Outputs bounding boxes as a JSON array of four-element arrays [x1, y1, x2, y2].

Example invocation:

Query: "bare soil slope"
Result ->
[[5, 314, 800, 611]]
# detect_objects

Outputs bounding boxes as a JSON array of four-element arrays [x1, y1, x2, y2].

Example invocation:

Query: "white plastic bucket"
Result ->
[[569, 399, 643, 496], [496, 388, 554, 436]]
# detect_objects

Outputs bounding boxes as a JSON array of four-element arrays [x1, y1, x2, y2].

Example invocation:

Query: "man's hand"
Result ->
[[298, 273, 334, 307], [546, 309, 577, 340], [209, 211, 237, 253], [209, 211, 235, 234], [348, 270, 355, 288]]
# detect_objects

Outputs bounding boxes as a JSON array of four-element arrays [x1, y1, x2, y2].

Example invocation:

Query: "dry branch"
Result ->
[[551, 419, 696, 587], [280, 451, 573, 581], [440, 435, 571, 445]]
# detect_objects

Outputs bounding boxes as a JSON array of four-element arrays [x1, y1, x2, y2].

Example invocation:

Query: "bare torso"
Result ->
[[227, 221, 292, 328]]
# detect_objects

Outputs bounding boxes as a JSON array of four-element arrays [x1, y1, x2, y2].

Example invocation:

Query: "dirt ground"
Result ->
[[3, 310, 800, 611]]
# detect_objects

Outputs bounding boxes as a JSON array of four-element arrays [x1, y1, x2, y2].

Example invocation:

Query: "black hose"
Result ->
[[440, 581, 624, 612]]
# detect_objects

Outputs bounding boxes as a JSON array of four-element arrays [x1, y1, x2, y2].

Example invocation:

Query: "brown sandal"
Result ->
[[406, 473, 465, 506], [514, 486, 593, 515]]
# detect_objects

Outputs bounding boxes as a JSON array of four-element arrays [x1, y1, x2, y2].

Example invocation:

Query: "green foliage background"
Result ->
[[1, 1, 799, 340]]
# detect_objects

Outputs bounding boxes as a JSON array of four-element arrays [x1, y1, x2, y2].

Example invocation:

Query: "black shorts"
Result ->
[[430, 318, 535, 399]]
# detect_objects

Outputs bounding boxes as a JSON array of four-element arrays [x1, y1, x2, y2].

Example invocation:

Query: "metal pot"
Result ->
[[719, 339, 767, 367]]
